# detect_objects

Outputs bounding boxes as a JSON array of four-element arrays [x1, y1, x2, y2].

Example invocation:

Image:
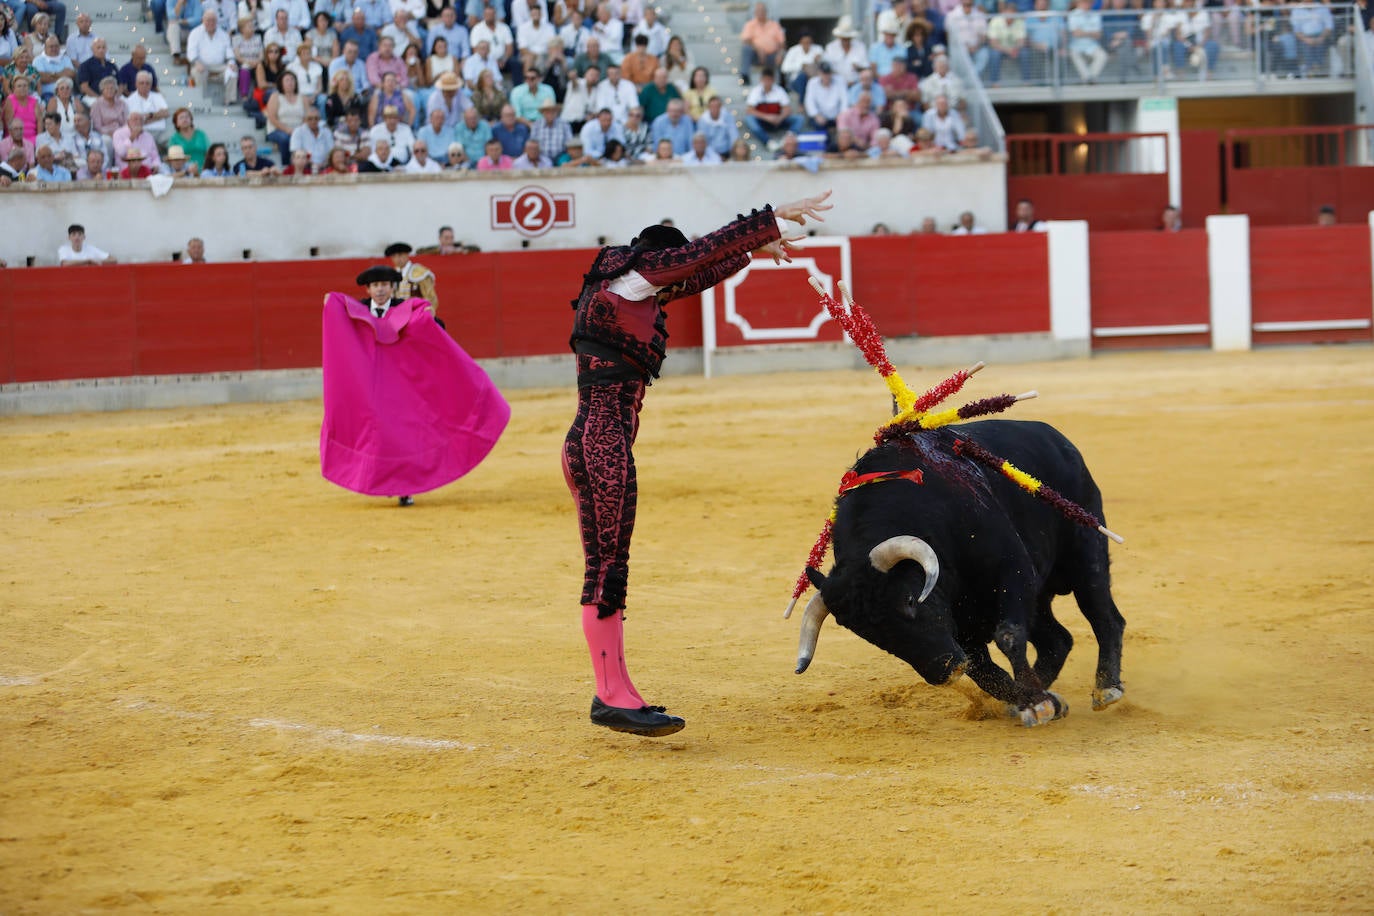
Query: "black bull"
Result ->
[[797, 419, 1125, 726]]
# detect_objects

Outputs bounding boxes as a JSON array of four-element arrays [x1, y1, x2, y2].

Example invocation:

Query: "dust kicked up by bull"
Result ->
[[784, 280, 1127, 728]]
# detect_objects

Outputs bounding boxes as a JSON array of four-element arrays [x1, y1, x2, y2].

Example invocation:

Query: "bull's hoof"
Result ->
[[1015, 691, 1068, 727], [1091, 685, 1124, 710]]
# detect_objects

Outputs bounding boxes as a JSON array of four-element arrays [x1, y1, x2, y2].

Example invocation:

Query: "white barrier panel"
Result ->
[[1206, 214, 1253, 352], [1046, 220, 1091, 343], [0, 157, 1008, 268]]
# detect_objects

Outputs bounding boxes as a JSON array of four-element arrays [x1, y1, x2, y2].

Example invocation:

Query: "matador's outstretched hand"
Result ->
[[759, 190, 835, 263]]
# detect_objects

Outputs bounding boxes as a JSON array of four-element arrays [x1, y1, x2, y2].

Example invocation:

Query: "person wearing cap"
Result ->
[[425, 70, 470, 129], [824, 15, 869, 85], [160, 144, 199, 177], [528, 94, 572, 161], [386, 241, 439, 313], [870, 21, 909, 78], [320, 265, 509, 509], [368, 100, 415, 163], [556, 134, 594, 167], [562, 190, 833, 738], [117, 143, 155, 178]]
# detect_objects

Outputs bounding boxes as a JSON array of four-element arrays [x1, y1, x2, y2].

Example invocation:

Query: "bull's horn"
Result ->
[[794, 591, 830, 674], [868, 536, 940, 603]]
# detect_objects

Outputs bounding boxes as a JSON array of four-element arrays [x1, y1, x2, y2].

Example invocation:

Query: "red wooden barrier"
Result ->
[[1249, 225, 1372, 345], [1007, 132, 1171, 231], [1225, 126, 1374, 226], [1089, 230, 1211, 351]]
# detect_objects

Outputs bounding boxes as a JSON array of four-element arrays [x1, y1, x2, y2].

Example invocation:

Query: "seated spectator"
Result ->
[[453, 102, 491, 162], [649, 96, 693, 155], [401, 136, 440, 171], [695, 94, 737, 158], [70, 111, 107, 164], [34, 110, 76, 168], [1067, 0, 1108, 83], [738, 1, 784, 85], [444, 142, 468, 169], [115, 43, 157, 96], [367, 100, 415, 162], [32, 135, 71, 178], [308, 12, 339, 67], [572, 35, 612, 77], [803, 60, 845, 134], [491, 102, 529, 156], [165, 0, 199, 65], [918, 53, 962, 109], [288, 40, 325, 105], [263, 8, 303, 59], [75, 146, 109, 179], [557, 8, 589, 59], [381, 8, 421, 61], [125, 70, 170, 136], [882, 96, 920, 143], [428, 5, 470, 61], [160, 143, 198, 176], [661, 34, 692, 92], [987, 0, 1028, 86], [33, 34, 73, 101], [265, 70, 308, 161], [7, 47, 42, 100], [837, 90, 880, 148], [918, 215, 939, 233], [332, 104, 371, 162], [541, 37, 571, 99], [911, 125, 944, 157], [868, 127, 904, 158], [324, 69, 360, 125], [238, 0, 273, 35], [632, 6, 668, 56], [327, 39, 367, 97], [365, 35, 407, 92], [572, 105, 619, 160], [461, 38, 501, 88], [727, 137, 752, 161], [280, 148, 313, 174], [200, 141, 232, 176], [46, 77, 84, 136], [601, 137, 629, 167], [290, 106, 332, 166], [0, 116, 35, 166], [320, 145, 356, 173], [528, 95, 571, 160], [416, 105, 456, 162], [424, 37, 460, 97], [425, 69, 469, 128], [118, 143, 155, 178], [847, 67, 887, 111], [0, 146, 29, 183], [475, 135, 511, 170], [959, 126, 987, 153], [644, 136, 677, 165], [338, 8, 378, 61], [65, 12, 97, 66], [510, 64, 555, 123], [681, 130, 720, 166], [681, 65, 716, 121], [589, 3, 623, 60], [950, 210, 988, 234], [87, 75, 127, 137], [781, 29, 823, 98], [232, 133, 276, 173], [560, 66, 594, 131], [592, 62, 638, 123], [244, 43, 286, 129], [880, 57, 922, 109], [1024, 0, 1063, 82], [357, 135, 396, 171], [869, 21, 907, 77], [829, 126, 865, 160], [1101, 0, 1141, 83], [516, 2, 555, 70], [920, 93, 964, 150], [111, 110, 160, 169], [511, 137, 550, 169], [744, 67, 801, 148], [187, 9, 239, 100], [468, 1, 515, 83], [637, 65, 678, 122], [1161, 204, 1183, 231], [825, 16, 868, 85], [59, 225, 117, 266], [367, 70, 414, 125], [559, 134, 596, 167], [76, 38, 117, 104], [620, 103, 650, 159], [945, 0, 991, 79], [621, 33, 657, 87], [3, 72, 41, 143], [470, 67, 505, 121]]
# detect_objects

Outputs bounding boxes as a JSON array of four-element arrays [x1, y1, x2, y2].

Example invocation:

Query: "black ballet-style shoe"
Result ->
[[397, 496, 414, 507], [590, 697, 685, 737]]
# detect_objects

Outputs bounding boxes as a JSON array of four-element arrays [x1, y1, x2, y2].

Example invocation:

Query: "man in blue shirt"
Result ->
[[1290, 2, 1334, 76], [649, 97, 695, 155], [427, 4, 470, 58], [33, 144, 72, 181], [338, 9, 378, 59]]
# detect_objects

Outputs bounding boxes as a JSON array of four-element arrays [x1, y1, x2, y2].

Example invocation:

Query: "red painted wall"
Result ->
[[1228, 168, 1374, 227], [1250, 225, 1372, 345], [1089, 230, 1212, 351], [1006, 174, 1169, 231]]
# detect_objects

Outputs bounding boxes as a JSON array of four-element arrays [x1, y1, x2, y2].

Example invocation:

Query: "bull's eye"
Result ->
[[903, 594, 919, 618]]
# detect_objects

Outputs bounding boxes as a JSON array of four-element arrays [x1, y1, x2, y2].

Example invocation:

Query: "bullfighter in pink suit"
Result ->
[[563, 191, 833, 738], [321, 266, 510, 507]]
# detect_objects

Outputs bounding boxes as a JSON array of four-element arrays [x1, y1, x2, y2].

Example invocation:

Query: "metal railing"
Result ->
[[1225, 124, 1374, 167], [941, 3, 1360, 92], [947, 31, 1008, 154], [1008, 131, 1169, 176]]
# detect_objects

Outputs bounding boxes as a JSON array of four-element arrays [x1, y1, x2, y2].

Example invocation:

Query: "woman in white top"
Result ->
[[265, 70, 307, 162], [46, 77, 83, 137], [662, 34, 693, 92], [425, 36, 457, 82]]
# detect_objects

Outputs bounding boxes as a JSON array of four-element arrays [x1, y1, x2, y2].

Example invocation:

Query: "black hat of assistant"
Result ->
[[384, 242, 413, 256], [356, 265, 403, 285], [631, 223, 688, 251]]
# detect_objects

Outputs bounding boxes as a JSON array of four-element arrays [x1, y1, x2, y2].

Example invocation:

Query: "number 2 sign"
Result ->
[[490, 186, 576, 238]]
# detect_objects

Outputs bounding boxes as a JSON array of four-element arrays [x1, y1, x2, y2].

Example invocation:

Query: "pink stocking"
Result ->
[[582, 605, 647, 708]]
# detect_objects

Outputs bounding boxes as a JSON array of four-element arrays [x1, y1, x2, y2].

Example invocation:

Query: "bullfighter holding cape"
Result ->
[[321, 266, 510, 506]]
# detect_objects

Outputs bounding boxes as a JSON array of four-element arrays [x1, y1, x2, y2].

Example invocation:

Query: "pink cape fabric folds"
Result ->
[[320, 293, 510, 496]]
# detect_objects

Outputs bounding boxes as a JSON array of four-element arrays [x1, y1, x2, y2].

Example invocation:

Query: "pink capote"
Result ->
[[320, 292, 510, 496]]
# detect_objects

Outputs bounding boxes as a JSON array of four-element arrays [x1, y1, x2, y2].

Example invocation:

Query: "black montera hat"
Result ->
[[631, 224, 689, 251], [356, 266, 403, 285], [384, 242, 413, 256]]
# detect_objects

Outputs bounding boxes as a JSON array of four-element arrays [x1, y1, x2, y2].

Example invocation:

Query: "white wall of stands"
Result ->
[[0, 158, 1009, 268]]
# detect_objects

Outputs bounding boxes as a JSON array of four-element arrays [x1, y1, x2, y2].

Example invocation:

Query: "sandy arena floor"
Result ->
[[2, 347, 1372, 913]]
